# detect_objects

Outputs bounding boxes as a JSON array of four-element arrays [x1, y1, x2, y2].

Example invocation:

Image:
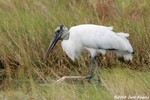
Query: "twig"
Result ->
[[55, 76, 86, 83]]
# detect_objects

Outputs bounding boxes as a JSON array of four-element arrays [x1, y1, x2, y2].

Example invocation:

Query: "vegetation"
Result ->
[[0, 0, 150, 99]]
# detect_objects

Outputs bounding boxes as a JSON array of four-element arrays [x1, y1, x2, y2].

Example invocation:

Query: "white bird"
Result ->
[[44, 24, 133, 82]]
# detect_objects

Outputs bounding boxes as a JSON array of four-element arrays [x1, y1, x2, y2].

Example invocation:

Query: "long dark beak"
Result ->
[[44, 34, 59, 60]]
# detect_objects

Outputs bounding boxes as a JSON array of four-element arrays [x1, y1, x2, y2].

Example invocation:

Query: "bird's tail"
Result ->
[[123, 53, 133, 61], [117, 32, 129, 38], [115, 51, 133, 61]]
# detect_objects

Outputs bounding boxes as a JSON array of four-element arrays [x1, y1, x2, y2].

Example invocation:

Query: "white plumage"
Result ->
[[61, 24, 133, 61], [44, 24, 134, 81]]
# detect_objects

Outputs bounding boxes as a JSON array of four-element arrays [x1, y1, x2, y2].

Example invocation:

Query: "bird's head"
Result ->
[[44, 24, 69, 60]]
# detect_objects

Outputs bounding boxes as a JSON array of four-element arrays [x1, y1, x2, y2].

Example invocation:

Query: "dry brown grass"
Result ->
[[0, 0, 150, 99]]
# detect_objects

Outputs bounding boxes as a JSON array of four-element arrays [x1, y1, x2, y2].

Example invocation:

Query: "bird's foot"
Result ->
[[85, 75, 94, 79]]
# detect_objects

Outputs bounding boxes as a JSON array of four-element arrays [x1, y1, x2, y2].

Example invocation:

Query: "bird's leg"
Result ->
[[94, 58, 102, 83], [85, 56, 102, 83], [96, 62, 101, 83], [92, 56, 101, 82], [85, 56, 96, 79]]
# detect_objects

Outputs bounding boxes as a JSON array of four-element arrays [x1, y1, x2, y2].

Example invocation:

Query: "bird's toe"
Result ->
[[85, 75, 94, 79]]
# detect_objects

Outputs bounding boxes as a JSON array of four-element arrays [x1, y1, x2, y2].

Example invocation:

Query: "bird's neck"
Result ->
[[61, 31, 70, 40]]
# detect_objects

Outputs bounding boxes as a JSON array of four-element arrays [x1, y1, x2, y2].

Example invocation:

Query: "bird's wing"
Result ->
[[69, 24, 133, 53], [107, 26, 113, 31], [117, 32, 129, 38]]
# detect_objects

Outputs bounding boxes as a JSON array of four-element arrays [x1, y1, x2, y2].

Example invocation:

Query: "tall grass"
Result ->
[[0, 0, 150, 99], [1, 68, 150, 99]]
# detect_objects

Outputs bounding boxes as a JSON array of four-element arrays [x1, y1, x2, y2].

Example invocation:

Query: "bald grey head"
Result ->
[[44, 24, 69, 60], [54, 24, 69, 40]]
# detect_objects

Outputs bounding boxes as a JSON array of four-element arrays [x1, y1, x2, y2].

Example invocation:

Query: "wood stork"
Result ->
[[44, 24, 133, 82]]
